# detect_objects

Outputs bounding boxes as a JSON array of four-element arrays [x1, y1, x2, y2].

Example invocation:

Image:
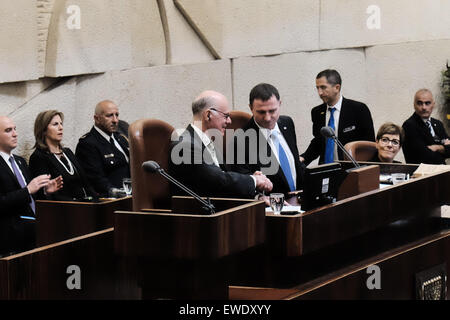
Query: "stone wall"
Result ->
[[1, 0, 449, 164]]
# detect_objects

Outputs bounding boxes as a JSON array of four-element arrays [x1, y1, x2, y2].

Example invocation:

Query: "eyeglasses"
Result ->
[[379, 137, 400, 147], [209, 108, 231, 120]]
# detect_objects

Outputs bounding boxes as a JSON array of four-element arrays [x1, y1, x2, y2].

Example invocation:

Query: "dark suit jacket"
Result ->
[[168, 124, 256, 199], [29, 147, 97, 201], [231, 116, 305, 195], [301, 97, 375, 166], [402, 112, 450, 164], [0, 155, 36, 255], [75, 127, 130, 197]]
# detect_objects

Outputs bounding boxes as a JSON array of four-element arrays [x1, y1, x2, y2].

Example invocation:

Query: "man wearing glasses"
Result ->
[[169, 90, 273, 199], [371, 123, 404, 163], [402, 89, 450, 164]]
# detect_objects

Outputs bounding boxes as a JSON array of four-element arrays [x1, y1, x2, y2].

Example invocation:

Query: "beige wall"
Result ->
[[1, 0, 449, 164]]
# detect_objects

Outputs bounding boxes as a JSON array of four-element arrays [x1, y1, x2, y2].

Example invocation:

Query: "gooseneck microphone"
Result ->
[[320, 126, 360, 168], [142, 160, 215, 214]]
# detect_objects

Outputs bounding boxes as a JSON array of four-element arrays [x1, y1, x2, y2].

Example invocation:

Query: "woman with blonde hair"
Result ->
[[29, 110, 97, 201]]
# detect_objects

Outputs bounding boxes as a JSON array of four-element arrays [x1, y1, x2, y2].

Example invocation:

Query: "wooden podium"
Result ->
[[114, 197, 266, 299], [36, 197, 132, 246], [231, 165, 450, 299]]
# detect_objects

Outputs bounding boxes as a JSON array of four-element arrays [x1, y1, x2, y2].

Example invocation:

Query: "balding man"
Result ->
[[402, 89, 450, 164], [169, 91, 273, 200], [0, 116, 62, 256], [75, 100, 130, 196]]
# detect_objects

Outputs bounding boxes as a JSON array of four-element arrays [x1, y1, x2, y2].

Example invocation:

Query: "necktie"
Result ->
[[324, 107, 336, 163], [426, 120, 435, 137], [110, 136, 129, 160], [9, 156, 35, 215], [272, 131, 295, 191]]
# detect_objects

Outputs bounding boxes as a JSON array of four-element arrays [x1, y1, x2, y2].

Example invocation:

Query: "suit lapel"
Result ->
[[0, 155, 20, 187]]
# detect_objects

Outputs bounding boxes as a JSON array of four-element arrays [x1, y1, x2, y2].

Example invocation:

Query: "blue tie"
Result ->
[[324, 107, 336, 164], [9, 156, 35, 215], [272, 131, 295, 191]]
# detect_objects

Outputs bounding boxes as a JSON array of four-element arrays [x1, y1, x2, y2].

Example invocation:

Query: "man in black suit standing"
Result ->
[[169, 90, 273, 199], [300, 69, 375, 166], [402, 89, 450, 164], [0, 116, 62, 256], [76, 100, 130, 197], [231, 83, 305, 200]]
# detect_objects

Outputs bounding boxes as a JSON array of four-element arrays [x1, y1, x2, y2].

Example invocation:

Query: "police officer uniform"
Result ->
[[75, 126, 130, 197]]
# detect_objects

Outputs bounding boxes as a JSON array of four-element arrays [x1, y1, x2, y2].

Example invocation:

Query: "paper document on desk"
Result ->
[[412, 163, 450, 178], [265, 205, 304, 214]]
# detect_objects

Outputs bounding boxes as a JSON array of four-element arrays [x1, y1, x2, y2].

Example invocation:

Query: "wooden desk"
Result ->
[[36, 196, 132, 246], [114, 197, 266, 299], [231, 167, 450, 296], [0, 228, 133, 299]]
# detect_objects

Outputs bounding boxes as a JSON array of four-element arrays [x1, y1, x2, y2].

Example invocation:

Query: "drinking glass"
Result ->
[[270, 193, 284, 215], [122, 178, 132, 196]]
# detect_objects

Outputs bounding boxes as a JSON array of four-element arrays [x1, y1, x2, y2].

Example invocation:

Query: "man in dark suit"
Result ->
[[169, 90, 273, 199], [76, 100, 130, 197], [402, 89, 450, 164], [0, 116, 62, 256], [231, 83, 306, 200], [300, 69, 375, 166]]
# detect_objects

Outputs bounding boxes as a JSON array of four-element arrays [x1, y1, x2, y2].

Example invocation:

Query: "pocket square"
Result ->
[[343, 125, 356, 133]]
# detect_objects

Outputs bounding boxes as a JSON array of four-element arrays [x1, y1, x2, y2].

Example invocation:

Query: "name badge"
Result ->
[[104, 153, 114, 158], [343, 125, 356, 133]]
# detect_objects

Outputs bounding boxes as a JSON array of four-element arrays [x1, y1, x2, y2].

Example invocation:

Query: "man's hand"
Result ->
[[253, 172, 273, 193], [27, 174, 51, 195], [442, 139, 450, 146], [45, 175, 63, 194], [427, 144, 445, 153]]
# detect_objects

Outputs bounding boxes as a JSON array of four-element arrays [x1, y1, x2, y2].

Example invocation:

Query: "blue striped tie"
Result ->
[[272, 131, 295, 191], [324, 107, 336, 163]]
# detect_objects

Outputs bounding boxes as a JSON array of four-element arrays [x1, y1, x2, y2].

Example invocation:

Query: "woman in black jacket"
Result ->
[[29, 110, 97, 201]]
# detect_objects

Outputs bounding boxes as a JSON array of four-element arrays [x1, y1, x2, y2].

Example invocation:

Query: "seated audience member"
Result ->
[[402, 89, 450, 164], [371, 122, 404, 163], [169, 90, 273, 199], [76, 100, 130, 197], [29, 110, 97, 201], [0, 116, 62, 256]]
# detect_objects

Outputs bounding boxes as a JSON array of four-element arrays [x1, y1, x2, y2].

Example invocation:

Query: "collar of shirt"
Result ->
[[191, 122, 213, 147], [94, 125, 113, 142], [253, 118, 281, 141], [0, 150, 13, 169], [327, 94, 343, 111]]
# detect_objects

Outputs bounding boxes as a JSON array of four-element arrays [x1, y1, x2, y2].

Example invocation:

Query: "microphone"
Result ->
[[320, 126, 360, 168], [142, 160, 215, 214]]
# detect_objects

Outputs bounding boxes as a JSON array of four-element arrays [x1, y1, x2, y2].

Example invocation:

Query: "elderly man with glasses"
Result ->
[[168, 90, 273, 200]]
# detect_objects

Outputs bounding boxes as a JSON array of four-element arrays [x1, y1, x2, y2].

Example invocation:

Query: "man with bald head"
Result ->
[[76, 100, 130, 196], [402, 89, 450, 164], [0, 116, 62, 256], [169, 90, 273, 200]]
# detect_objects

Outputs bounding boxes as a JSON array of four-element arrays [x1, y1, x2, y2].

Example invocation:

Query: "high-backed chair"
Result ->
[[343, 140, 377, 162], [129, 119, 174, 211], [222, 110, 252, 159]]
